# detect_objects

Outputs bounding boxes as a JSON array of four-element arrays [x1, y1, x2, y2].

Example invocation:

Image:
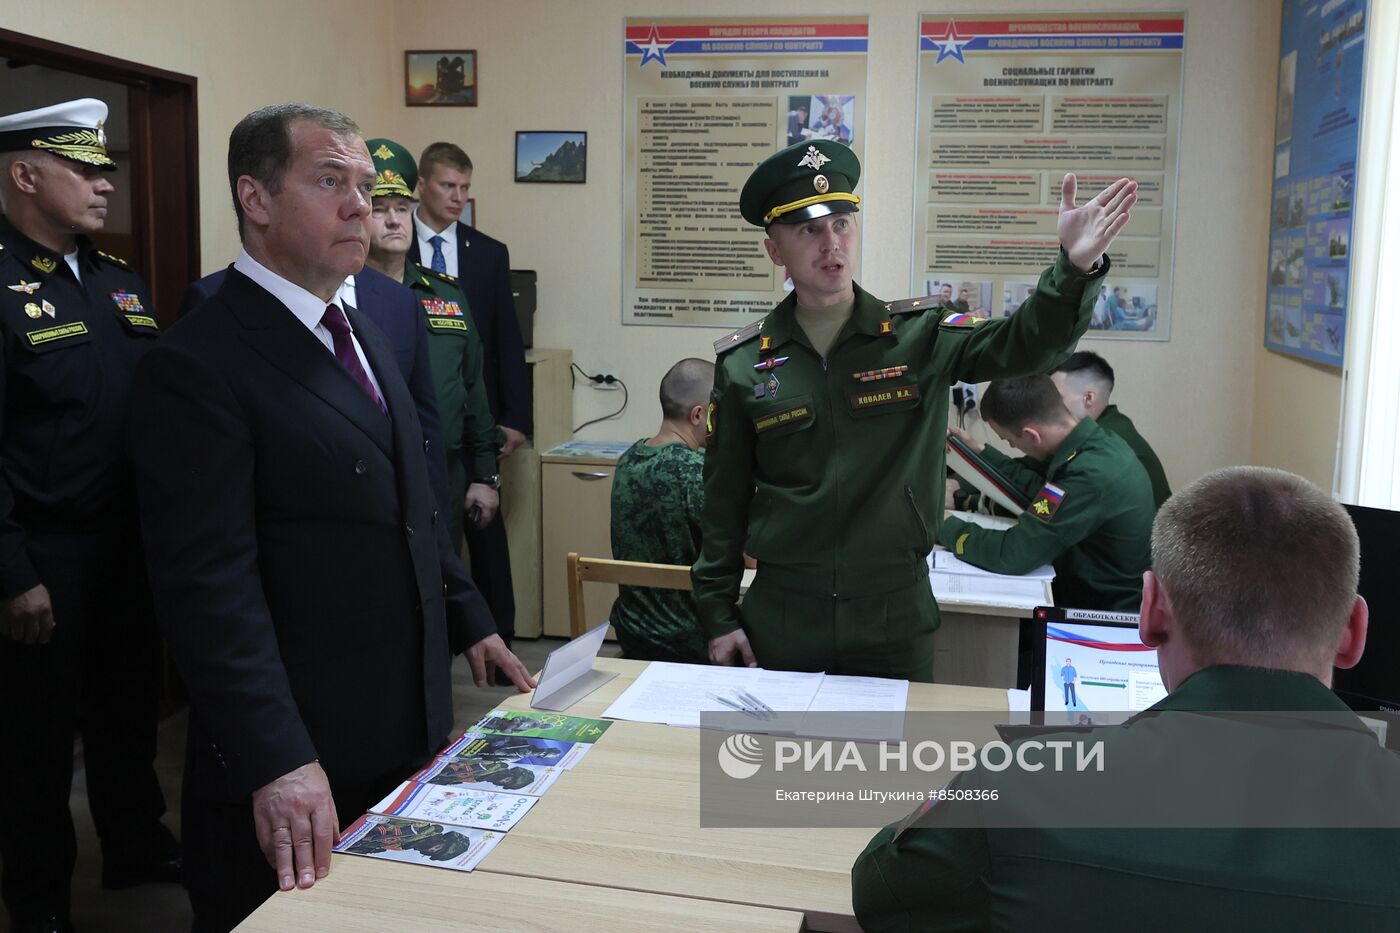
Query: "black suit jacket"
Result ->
[[412, 222, 530, 434], [128, 268, 496, 798], [179, 265, 450, 513]]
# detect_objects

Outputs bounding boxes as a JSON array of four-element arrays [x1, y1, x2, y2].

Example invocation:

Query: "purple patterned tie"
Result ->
[[320, 305, 386, 413]]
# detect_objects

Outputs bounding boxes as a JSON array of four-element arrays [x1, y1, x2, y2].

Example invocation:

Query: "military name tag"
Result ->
[[428, 317, 469, 333], [125, 314, 158, 329], [849, 385, 920, 410], [1030, 483, 1066, 521], [753, 404, 812, 434], [26, 321, 88, 346]]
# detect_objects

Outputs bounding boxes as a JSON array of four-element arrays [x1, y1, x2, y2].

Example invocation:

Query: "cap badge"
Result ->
[[373, 143, 395, 160], [798, 145, 830, 171], [813, 174, 830, 194]]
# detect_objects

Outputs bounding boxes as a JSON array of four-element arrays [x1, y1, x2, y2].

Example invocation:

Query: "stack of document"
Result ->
[[600, 661, 908, 741], [928, 546, 1055, 610]]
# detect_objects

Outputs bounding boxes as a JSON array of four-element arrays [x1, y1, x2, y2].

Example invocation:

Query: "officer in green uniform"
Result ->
[[363, 138, 502, 548], [1051, 349, 1171, 507], [941, 374, 1155, 611], [694, 139, 1137, 680], [0, 99, 180, 932], [854, 467, 1400, 932]]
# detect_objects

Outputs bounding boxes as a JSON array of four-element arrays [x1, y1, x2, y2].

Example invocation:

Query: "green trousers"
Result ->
[[739, 574, 938, 682]]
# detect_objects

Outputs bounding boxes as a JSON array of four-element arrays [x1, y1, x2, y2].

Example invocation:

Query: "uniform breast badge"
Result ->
[[41, 299, 55, 318], [753, 356, 790, 399], [24, 302, 42, 319], [111, 290, 145, 315], [7, 280, 40, 295]]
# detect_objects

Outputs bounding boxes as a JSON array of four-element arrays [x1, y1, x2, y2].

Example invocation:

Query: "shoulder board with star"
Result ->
[[97, 250, 133, 269], [714, 320, 762, 356], [415, 263, 459, 285], [938, 309, 987, 329], [885, 296, 940, 316]]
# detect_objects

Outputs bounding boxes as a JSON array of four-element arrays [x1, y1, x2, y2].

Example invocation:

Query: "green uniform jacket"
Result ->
[[694, 252, 1106, 641], [1096, 403, 1171, 508], [403, 266, 502, 540], [938, 418, 1154, 612], [852, 666, 1400, 933]]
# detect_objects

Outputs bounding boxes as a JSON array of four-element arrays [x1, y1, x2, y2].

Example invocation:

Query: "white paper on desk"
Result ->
[[931, 550, 1055, 581], [797, 675, 909, 742], [930, 571, 1046, 609], [600, 661, 823, 731], [946, 509, 1016, 531]]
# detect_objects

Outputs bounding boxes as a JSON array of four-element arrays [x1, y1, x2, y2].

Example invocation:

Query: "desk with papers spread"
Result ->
[[236, 658, 1008, 933]]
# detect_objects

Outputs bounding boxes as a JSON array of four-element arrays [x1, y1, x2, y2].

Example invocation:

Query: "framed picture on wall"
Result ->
[[515, 131, 587, 183], [460, 198, 475, 227], [405, 50, 477, 106]]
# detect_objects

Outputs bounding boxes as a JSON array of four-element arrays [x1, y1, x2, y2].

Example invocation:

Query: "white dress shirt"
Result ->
[[412, 209, 461, 278], [233, 249, 384, 402]]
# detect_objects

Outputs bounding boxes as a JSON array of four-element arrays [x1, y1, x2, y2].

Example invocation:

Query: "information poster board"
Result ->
[[1264, 0, 1367, 367], [912, 14, 1185, 341], [623, 17, 868, 327]]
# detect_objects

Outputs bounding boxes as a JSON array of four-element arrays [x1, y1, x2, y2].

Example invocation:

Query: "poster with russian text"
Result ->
[[913, 15, 1185, 341], [1264, 0, 1366, 368], [624, 18, 868, 327]]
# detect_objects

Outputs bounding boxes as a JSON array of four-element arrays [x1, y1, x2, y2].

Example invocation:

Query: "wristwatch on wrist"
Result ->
[[473, 474, 502, 490]]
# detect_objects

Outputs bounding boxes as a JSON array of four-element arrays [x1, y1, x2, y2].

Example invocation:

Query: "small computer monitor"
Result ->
[[1029, 607, 1165, 713], [1334, 504, 1400, 716]]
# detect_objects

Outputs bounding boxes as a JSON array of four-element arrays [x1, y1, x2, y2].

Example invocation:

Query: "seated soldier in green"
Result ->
[[855, 467, 1399, 932], [608, 358, 714, 663], [942, 374, 1154, 611], [1051, 350, 1171, 507]]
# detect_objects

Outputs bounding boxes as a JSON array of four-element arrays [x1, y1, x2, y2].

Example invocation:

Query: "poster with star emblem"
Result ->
[[623, 17, 868, 327], [912, 14, 1185, 342]]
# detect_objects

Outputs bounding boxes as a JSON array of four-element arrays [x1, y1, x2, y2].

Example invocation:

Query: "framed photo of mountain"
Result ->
[[515, 131, 587, 184]]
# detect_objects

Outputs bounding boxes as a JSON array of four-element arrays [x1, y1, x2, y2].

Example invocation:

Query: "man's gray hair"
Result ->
[[1151, 466, 1359, 668], [659, 358, 715, 420], [227, 103, 360, 238]]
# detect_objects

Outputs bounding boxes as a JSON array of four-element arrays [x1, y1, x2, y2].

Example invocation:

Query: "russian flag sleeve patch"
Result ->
[[1030, 483, 1066, 521]]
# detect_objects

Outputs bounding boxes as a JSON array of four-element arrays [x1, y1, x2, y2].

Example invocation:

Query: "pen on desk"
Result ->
[[737, 689, 775, 718], [710, 693, 764, 720]]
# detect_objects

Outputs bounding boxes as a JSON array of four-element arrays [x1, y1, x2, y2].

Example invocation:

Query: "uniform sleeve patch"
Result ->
[[939, 312, 986, 329], [1030, 483, 1066, 521], [705, 397, 718, 439]]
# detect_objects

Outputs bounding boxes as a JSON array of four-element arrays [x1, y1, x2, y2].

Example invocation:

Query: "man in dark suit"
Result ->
[[178, 264, 452, 513], [411, 141, 530, 645], [127, 103, 534, 933]]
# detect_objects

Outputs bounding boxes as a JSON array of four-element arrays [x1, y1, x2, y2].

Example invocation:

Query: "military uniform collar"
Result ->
[[1148, 665, 1362, 719], [760, 283, 887, 353], [0, 214, 97, 278], [1046, 416, 1101, 476]]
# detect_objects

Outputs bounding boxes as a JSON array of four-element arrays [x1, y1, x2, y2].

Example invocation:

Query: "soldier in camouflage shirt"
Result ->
[[609, 359, 713, 663]]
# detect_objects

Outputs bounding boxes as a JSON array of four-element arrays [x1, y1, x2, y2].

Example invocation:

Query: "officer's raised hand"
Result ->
[[1057, 174, 1137, 272], [709, 629, 757, 667]]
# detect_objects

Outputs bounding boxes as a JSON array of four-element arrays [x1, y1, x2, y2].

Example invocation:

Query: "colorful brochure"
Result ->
[[411, 754, 563, 797], [441, 731, 591, 769], [335, 814, 499, 871], [468, 708, 612, 744], [371, 780, 537, 832]]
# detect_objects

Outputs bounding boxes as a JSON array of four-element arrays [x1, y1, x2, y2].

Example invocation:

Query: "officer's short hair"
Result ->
[[980, 375, 1072, 431], [227, 103, 361, 239], [659, 358, 715, 420], [419, 141, 473, 180], [1053, 351, 1115, 393], [1152, 466, 1360, 668]]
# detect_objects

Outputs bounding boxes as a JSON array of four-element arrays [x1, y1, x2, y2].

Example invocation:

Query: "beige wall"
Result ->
[[390, 0, 1283, 492], [10, 1, 1309, 489], [6, 0, 402, 274]]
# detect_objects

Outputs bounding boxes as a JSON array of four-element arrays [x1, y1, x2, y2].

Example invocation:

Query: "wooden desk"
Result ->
[[480, 658, 1006, 933], [235, 856, 804, 932]]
